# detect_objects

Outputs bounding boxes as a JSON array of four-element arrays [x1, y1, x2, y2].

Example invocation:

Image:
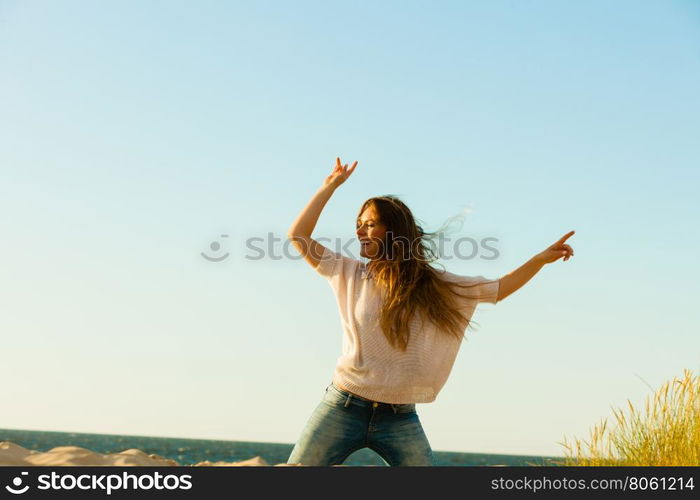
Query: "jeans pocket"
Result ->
[[323, 384, 349, 406]]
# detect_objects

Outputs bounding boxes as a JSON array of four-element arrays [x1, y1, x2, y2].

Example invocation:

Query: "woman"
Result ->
[[285, 157, 575, 466]]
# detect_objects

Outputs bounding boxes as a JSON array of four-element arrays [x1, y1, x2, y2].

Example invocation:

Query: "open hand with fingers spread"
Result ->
[[324, 157, 358, 189], [536, 230, 576, 264]]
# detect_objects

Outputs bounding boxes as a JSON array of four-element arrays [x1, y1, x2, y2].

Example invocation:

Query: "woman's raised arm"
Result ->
[[286, 157, 358, 269]]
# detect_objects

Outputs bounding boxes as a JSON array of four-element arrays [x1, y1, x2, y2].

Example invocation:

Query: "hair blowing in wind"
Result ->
[[360, 195, 486, 352]]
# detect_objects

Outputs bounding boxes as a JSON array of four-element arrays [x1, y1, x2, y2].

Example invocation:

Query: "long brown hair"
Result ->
[[361, 196, 485, 351]]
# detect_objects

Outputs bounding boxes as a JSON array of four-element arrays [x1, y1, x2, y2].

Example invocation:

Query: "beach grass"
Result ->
[[553, 368, 699, 466]]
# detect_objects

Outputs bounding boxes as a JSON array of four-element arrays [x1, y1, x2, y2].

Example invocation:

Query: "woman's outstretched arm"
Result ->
[[497, 230, 575, 301], [286, 157, 358, 269]]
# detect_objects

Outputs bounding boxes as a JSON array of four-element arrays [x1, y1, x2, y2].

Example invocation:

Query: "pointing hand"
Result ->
[[536, 231, 576, 264]]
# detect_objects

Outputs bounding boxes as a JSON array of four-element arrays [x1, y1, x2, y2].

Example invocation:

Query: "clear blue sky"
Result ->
[[1, 0, 698, 457]]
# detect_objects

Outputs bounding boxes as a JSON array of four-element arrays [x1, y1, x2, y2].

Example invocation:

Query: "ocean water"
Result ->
[[0, 429, 563, 466]]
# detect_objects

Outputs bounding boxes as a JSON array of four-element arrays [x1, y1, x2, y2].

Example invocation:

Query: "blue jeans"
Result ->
[[287, 381, 433, 466]]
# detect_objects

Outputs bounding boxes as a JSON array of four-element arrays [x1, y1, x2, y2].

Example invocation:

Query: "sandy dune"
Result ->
[[0, 441, 299, 466]]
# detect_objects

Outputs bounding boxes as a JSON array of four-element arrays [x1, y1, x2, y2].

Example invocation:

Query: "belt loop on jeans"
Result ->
[[344, 394, 352, 407], [390, 404, 397, 414]]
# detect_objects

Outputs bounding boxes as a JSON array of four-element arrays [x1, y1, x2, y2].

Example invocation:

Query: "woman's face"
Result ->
[[356, 204, 387, 260]]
